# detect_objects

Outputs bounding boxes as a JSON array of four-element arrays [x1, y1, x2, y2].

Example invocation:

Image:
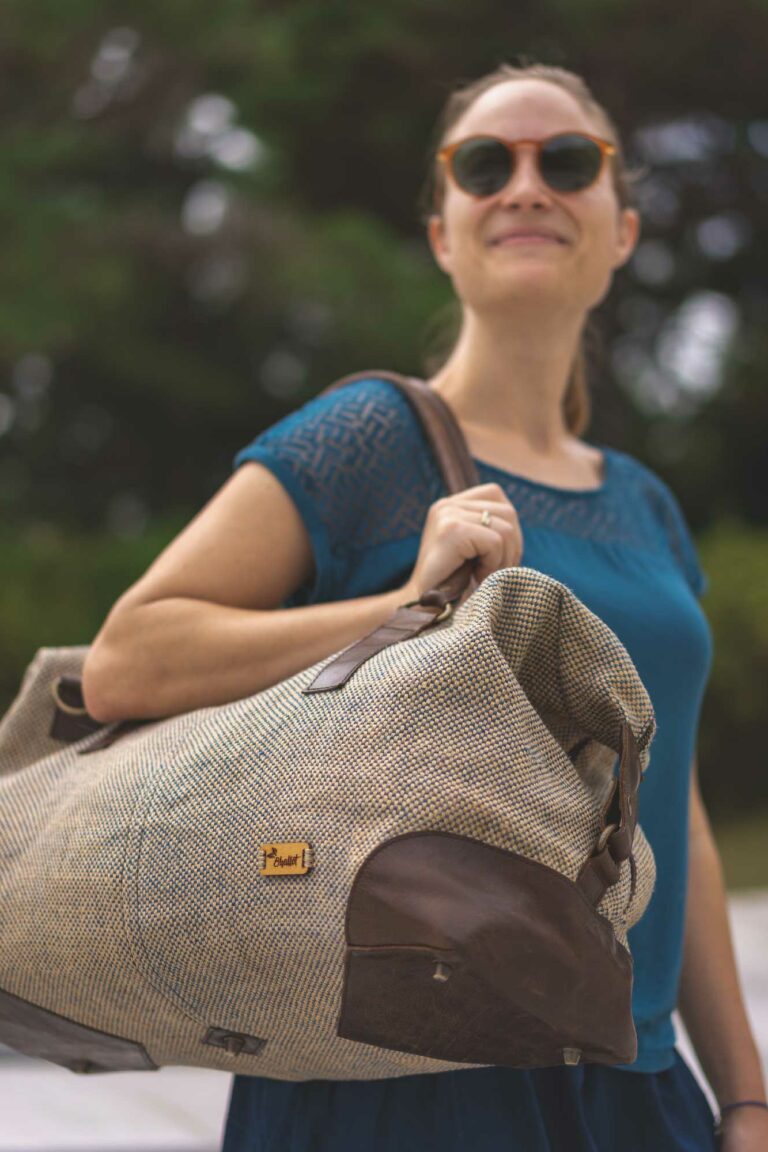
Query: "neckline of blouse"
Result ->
[[471, 442, 614, 497], [414, 378, 613, 497]]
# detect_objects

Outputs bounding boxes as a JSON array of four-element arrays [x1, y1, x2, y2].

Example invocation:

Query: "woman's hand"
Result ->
[[403, 481, 524, 605]]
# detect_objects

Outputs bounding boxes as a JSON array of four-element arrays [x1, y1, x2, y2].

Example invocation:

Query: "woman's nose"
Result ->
[[497, 148, 553, 206]]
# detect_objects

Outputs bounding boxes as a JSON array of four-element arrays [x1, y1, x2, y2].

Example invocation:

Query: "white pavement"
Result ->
[[1, 891, 766, 1152]]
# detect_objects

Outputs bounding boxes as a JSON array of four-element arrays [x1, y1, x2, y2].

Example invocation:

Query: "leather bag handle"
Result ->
[[302, 369, 482, 699]]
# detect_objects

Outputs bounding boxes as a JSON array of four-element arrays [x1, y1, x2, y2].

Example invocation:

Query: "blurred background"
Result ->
[[0, 0, 766, 1147]]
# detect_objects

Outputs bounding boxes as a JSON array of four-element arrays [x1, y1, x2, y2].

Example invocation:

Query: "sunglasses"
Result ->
[[436, 132, 616, 201]]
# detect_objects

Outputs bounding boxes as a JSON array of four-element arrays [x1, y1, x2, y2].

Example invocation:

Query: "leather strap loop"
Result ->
[[576, 720, 642, 907]]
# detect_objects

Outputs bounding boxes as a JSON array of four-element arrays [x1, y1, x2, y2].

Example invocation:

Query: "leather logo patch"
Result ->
[[258, 842, 314, 876]]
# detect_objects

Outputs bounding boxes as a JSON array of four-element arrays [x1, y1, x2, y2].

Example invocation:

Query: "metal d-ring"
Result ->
[[434, 601, 453, 623], [596, 821, 620, 853], [50, 676, 89, 716]]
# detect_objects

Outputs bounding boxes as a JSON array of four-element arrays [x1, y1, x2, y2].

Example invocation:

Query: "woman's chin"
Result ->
[[490, 267, 567, 297], [470, 276, 571, 314]]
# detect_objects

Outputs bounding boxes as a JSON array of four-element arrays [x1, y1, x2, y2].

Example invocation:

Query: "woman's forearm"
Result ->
[[81, 582, 416, 723], [677, 806, 766, 1108]]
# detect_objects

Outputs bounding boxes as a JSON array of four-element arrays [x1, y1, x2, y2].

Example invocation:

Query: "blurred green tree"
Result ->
[[1, 0, 767, 818]]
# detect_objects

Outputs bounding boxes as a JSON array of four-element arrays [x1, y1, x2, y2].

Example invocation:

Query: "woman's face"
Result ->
[[427, 79, 641, 317]]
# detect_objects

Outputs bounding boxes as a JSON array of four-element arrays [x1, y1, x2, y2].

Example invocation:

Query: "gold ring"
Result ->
[[480, 509, 492, 527]]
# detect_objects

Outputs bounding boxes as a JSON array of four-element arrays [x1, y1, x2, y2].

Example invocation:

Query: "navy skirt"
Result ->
[[221, 1048, 719, 1151]]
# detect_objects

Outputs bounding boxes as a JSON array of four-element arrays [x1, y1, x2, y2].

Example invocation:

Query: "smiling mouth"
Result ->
[[492, 235, 565, 246]]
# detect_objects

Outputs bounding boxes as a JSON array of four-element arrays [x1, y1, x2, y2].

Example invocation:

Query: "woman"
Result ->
[[82, 63, 767, 1151]]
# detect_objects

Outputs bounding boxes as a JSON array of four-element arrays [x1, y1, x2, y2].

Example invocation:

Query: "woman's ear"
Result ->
[[427, 212, 452, 275], [612, 206, 641, 270]]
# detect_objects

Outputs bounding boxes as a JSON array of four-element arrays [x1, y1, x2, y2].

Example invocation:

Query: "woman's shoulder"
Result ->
[[230, 372, 437, 605], [318, 371, 431, 442], [289, 371, 420, 426], [232, 371, 440, 554], [234, 372, 424, 471]]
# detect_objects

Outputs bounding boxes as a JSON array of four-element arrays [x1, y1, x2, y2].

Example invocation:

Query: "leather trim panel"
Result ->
[[0, 986, 158, 1073], [337, 831, 636, 1067]]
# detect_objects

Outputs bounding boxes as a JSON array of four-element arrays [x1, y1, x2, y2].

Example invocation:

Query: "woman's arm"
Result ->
[[82, 461, 416, 723], [83, 588, 415, 723], [677, 758, 767, 1130]]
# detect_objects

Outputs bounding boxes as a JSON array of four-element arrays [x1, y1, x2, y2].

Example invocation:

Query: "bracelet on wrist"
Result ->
[[713, 1099, 768, 1137]]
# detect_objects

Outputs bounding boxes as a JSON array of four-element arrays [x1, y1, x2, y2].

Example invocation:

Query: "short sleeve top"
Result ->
[[233, 374, 714, 1075]]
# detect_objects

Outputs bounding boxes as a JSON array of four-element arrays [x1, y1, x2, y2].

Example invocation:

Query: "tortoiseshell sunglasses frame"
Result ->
[[435, 132, 617, 206]]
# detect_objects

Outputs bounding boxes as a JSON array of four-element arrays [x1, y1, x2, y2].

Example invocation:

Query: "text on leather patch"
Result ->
[[258, 842, 314, 875]]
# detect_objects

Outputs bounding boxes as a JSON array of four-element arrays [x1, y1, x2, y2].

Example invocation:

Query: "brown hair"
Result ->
[[418, 61, 646, 437]]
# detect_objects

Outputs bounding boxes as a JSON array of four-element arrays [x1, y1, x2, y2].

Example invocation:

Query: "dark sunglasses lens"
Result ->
[[541, 134, 603, 191], [451, 138, 511, 196]]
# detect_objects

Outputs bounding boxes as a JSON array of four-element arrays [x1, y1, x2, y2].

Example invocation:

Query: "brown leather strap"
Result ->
[[302, 371, 482, 694], [77, 719, 149, 755], [576, 720, 641, 908], [299, 604, 452, 693]]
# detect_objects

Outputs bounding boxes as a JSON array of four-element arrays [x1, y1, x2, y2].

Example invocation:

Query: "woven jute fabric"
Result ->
[[0, 566, 656, 1081]]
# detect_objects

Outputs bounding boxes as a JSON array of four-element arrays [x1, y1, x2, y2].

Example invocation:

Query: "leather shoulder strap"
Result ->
[[303, 369, 480, 696]]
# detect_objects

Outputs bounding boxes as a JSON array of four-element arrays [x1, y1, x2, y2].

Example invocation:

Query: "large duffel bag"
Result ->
[[0, 372, 656, 1081]]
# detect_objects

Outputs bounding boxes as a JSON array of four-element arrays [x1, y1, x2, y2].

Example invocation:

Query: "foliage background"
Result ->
[[2, 1, 767, 866]]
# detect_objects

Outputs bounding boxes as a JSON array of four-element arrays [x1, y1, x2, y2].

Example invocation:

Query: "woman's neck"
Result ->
[[426, 306, 586, 453]]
